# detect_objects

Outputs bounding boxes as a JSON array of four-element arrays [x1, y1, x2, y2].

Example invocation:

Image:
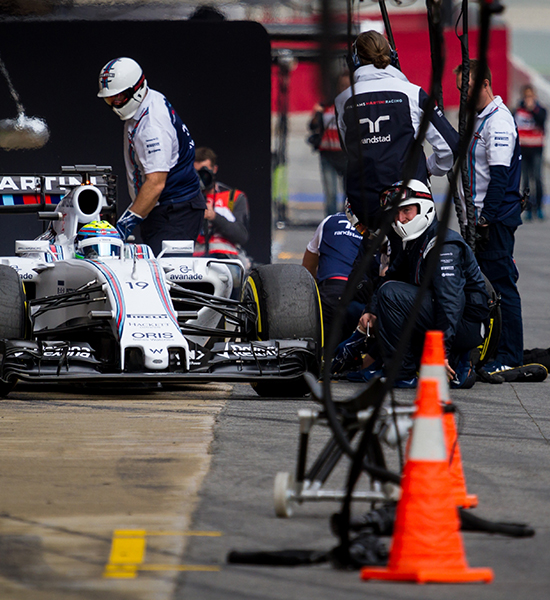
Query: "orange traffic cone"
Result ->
[[361, 379, 493, 583], [419, 331, 478, 509]]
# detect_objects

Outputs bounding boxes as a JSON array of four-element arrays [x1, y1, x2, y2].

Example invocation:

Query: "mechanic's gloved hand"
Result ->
[[475, 219, 490, 253], [331, 328, 368, 375], [116, 208, 144, 241]]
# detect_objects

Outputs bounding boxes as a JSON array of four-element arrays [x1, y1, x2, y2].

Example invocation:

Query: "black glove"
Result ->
[[475, 219, 490, 253]]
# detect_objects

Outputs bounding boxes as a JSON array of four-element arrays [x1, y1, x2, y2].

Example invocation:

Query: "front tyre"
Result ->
[[242, 264, 323, 397], [0, 265, 26, 397]]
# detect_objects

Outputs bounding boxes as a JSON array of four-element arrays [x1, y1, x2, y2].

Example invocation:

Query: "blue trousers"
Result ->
[[140, 193, 206, 256], [476, 222, 523, 367], [375, 281, 485, 379], [521, 146, 544, 212]]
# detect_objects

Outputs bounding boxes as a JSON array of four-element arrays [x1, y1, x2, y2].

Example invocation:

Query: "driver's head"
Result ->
[[97, 57, 148, 120], [75, 220, 123, 260]]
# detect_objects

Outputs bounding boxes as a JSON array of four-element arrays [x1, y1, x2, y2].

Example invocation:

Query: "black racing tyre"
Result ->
[[0, 265, 25, 397], [242, 264, 323, 397], [473, 275, 502, 368]]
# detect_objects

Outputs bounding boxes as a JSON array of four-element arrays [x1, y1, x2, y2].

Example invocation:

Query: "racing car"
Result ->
[[0, 166, 322, 398]]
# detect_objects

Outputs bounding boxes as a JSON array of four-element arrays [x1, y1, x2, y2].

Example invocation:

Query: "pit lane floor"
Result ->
[[0, 383, 227, 600]]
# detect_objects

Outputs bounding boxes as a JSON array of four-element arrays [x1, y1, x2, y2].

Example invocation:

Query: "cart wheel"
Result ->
[[274, 471, 295, 518]]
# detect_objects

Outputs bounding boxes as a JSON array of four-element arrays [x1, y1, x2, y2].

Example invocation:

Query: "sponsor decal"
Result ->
[[188, 349, 205, 362], [127, 314, 168, 319], [227, 344, 279, 359], [42, 344, 92, 359], [131, 332, 174, 339], [0, 175, 99, 193], [359, 115, 390, 133], [361, 134, 391, 144], [169, 273, 203, 281]]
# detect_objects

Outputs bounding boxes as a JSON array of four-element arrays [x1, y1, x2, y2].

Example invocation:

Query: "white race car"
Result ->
[[0, 166, 322, 398]]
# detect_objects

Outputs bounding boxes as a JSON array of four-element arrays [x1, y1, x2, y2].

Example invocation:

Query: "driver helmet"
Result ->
[[381, 180, 435, 243], [75, 221, 123, 260], [97, 57, 148, 120]]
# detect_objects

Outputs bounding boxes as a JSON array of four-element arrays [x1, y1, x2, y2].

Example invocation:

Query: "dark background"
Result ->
[[0, 19, 272, 263]]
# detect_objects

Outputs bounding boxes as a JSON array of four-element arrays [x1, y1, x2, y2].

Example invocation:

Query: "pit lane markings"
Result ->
[[103, 529, 221, 578]]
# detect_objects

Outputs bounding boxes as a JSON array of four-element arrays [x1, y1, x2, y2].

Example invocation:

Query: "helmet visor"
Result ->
[[79, 238, 123, 259]]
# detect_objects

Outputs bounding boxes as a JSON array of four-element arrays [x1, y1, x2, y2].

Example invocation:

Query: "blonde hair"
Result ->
[[355, 31, 391, 70]]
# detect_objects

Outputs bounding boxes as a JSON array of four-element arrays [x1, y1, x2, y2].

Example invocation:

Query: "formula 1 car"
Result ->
[[0, 166, 322, 398]]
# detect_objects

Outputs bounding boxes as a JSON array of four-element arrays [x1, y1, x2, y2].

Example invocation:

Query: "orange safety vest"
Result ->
[[195, 187, 240, 256], [515, 107, 545, 148], [318, 106, 343, 152]]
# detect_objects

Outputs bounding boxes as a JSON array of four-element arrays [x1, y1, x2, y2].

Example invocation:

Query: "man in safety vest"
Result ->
[[193, 147, 250, 260], [513, 84, 547, 221]]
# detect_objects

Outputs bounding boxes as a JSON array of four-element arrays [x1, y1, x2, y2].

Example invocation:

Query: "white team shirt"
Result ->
[[123, 89, 180, 202], [460, 96, 518, 212]]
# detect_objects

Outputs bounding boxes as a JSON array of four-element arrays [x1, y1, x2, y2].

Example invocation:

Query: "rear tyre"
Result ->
[[0, 265, 25, 397], [242, 264, 323, 397]]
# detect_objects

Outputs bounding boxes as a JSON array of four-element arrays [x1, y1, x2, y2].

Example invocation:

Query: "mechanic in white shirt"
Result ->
[[97, 57, 206, 255], [455, 59, 524, 374]]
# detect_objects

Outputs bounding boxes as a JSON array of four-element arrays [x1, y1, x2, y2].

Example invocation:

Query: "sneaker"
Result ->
[[524, 210, 533, 222], [347, 368, 383, 383], [393, 376, 418, 389], [537, 208, 545, 220], [483, 361, 514, 375], [476, 367, 505, 384], [449, 352, 476, 389]]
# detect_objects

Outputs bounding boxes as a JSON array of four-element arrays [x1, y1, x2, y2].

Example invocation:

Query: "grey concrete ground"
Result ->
[[177, 114, 550, 599]]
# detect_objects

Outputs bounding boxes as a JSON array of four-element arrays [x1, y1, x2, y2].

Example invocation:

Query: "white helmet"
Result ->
[[97, 57, 148, 120], [382, 180, 435, 243]]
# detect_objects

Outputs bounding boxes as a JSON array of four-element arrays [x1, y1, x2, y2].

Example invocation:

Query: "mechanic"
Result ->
[[455, 60, 524, 376], [337, 180, 490, 389], [302, 211, 363, 341], [193, 147, 250, 261], [513, 84, 547, 221], [307, 71, 350, 216], [97, 57, 206, 256], [334, 30, 459, 232]]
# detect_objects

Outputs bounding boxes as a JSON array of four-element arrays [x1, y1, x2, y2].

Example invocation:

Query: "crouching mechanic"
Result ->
[[97, 57, 206, 256], [360, 180, 490, 388]]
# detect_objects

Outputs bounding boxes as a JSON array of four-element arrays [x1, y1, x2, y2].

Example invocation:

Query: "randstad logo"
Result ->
[[361, 134, 391, 144]]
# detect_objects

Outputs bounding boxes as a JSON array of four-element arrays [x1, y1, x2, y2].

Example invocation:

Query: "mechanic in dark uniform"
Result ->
[[97, 57, 206, 256], [359, 180, 490, 389], [334, 30, 459, 231], [193, 147, 250, 260], [302, 212, 363, 341]]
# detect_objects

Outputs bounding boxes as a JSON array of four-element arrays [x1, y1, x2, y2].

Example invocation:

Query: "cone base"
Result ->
[[456, 493, 478, 509], [360, 565, 494, 584]]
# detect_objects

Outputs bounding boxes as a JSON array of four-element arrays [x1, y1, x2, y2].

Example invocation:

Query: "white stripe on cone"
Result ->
[[419, 364, 450, 402], [408, 417, 447, 461]]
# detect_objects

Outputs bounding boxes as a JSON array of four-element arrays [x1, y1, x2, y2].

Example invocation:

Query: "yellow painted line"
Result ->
[[103, 530, 221, 579]]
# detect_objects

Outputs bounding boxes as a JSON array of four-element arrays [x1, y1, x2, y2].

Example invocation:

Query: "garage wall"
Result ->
[[0, 20, 272, 264]]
